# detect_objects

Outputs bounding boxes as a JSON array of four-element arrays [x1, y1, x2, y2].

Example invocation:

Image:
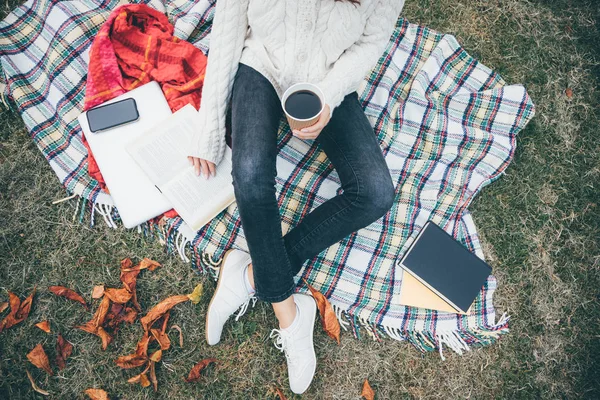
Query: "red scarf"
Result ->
[[83, 4, 207, 210]]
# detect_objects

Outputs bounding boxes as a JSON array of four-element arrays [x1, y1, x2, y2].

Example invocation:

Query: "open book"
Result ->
[[126, 104, 235, 231]]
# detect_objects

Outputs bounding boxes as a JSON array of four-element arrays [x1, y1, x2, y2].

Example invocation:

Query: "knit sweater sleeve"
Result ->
[[316, 0, 405, 116], [188, 0, 249, 165]]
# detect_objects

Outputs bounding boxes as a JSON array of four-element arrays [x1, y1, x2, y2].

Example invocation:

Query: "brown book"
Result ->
[[398, 271, 467, 314]]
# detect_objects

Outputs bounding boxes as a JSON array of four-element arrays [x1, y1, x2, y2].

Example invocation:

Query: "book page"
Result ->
[[161, 146, 235, 231], [127, 104, 199, 187]]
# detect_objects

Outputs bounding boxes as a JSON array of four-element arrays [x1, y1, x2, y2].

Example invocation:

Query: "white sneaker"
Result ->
[[269, 293, 317, 394], [206, 249, 256, 346]]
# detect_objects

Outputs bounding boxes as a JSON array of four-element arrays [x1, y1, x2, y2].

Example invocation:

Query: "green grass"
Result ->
[[1, 0, 599, 398]]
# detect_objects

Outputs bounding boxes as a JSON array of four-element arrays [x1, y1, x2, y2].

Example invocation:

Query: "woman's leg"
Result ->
[[281, 91, 395, 274], [230, 64, 297, 328]]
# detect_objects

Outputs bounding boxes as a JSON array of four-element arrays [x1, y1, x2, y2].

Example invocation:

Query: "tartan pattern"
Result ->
[[0, 0, 535, 351]]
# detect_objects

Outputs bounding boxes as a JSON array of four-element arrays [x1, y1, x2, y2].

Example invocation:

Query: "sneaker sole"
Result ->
[[205, 248, 236, 345]]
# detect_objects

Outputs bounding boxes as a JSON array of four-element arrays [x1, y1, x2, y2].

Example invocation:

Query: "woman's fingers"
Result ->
[[193, 157, 201, 176], [189, 156, 216, 178], [293, 129, 319, 140], [207, 161, 216, 177], [200, 159, 210, 178]]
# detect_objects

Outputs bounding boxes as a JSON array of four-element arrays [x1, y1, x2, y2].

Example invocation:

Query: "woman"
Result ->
[[188, 0, 404, 394]]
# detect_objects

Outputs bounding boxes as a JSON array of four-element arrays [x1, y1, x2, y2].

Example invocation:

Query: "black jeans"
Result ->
[[231, 63, 395, 303]]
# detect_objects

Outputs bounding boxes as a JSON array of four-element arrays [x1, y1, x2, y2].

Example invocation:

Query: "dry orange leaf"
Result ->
[[184, 358, 217, 383], [91, 285, 105, 299], [170, 325, 184, 347], [115, 353, 148, 369], [0, 301, 8, 314], [85, 388, 109, 400], [26, 370, 50, 396], [275, 386, 287, 400], [150, 328, 171, 351], [135, 331, 152, 356], [122, 258, 161, 272], [35, 321, 51, 333], [27, 343, 52, 375], [0, 289, 36, 333], [128, 364, 151, 388], [149, 361, 158, 392], [140, 295, 189, 332], [77, 296, 112, 350], [56, 334, 73, 370], [115, 331, 151, 368], [361, 379, 375, 400], [49, 286, 88, 309], [149, 349, 162, 363], [120, 259, 142, 312], [103, 287, 133, 304], [303, 280, 340, 344]]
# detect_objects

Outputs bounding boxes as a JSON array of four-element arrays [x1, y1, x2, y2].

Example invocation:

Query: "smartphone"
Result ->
[[86, 98, 139, 133]]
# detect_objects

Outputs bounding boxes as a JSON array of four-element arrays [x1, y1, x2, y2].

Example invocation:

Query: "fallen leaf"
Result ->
[[275, 386, 287, 400], [35, 321, 51, 333], [85, 388, 109, 400], [149, 349, 162, 363], [140, 295, 189, 331], [135, 331, 152, 356], [97, 327, 112, 350], [115, 331, 151, 368], [303, 280, 340, 344], [121, 258, 133, 269], [184, 358, 217, 383], [120, 307, 138, 324], [149, 361, 158, 392], [26, 370, 50, 396], [187, 283, 203, 304], [361, 379, 375, 400], [103, 287, 133, 304], [565, 88, 573, 98], [0, 301, 8, 314], [91, 285, 105, 299], [159, 312, 170, 333], [151, 328, 171, 351], [49, 286, 88, 309], [171, 325, 184, 347], [0, 289, 36, 333], [77, 296, 112, 350], [122, 258, 161, 272], [120, 259, 141, 311], [55, 334, 73, 370], [128, 364, 151, 388], [115, 353, 148, 369], [27, 344, 52, 375]]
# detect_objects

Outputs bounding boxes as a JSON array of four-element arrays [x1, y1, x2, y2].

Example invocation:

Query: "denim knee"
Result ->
[[355, 171, 395, 222], [232, 157, 275, 205]]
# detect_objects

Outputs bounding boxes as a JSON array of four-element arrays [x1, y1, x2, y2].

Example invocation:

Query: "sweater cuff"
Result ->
[[187, 127, 224, 165], [317, 82, 344, 119]]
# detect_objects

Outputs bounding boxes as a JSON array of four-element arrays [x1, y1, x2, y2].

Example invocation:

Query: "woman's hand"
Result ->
[[292, 104, 331, 140], [188, 156, 216, 178]]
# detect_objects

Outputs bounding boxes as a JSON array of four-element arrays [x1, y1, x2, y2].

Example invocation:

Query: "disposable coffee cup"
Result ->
[[281, 83, 325, 131]]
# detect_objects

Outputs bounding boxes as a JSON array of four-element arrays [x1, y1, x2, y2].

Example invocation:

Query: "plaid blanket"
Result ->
[[0, 0, 534, 355]]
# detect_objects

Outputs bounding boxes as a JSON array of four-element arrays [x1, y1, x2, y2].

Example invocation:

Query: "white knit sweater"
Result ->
[[189, 0, 405, 165]]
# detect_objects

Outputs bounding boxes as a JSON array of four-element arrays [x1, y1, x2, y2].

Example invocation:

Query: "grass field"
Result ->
[[1, 0, 599, 399]]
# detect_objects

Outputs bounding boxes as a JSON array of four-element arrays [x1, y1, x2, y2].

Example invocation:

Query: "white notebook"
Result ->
[[126, 104, 235, 231]]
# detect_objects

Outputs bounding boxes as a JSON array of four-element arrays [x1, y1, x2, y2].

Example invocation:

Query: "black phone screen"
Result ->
[[86, 98, 139, 133]]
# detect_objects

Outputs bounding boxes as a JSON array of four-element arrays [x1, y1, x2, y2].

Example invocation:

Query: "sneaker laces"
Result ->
[[269, 328, 296, 367], [234, 295, 257, 321]]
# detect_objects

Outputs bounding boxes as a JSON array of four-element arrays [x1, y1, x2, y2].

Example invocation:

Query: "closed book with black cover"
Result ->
[[399, 221, 492, 314]]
